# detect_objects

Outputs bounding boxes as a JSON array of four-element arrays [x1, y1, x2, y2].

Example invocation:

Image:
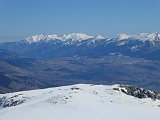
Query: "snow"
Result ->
[[95, 35, 106, 40], [62, 33, 94, 41], [117, 41, 127, 46], [0, 84, 160, 120], [131, 45, 140, 51], [25, 33, 95, 43], [116, 32, 160, 41], [136, 32, 160, 41], [23, 32, 160, 45], [25, 34, 62, 43], [117, 33, 130, 40]]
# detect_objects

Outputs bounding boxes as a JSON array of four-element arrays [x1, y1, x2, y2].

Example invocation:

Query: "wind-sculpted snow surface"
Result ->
[[0, 84, 160, 120]]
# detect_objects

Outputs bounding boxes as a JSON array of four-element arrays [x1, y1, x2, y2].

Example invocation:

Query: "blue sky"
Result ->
[[0, 0, 160, 42]]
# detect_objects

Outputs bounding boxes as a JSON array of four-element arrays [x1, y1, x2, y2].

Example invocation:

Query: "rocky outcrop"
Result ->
[[0, 94, 26, 108], [114, 85, 160, 100]]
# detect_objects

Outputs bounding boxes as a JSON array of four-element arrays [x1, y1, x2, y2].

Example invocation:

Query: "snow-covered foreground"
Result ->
[[0, 84, 160, 120]]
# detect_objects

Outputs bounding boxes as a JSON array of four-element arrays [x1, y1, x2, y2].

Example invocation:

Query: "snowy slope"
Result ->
[[24, 33, 97, 44], [117, 32, 160, 41], [23, 32, 160, 43], [0, 84, 160, 120]]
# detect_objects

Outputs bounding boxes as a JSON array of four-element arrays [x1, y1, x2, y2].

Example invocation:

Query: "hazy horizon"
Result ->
[[0, 0, 160, 42]]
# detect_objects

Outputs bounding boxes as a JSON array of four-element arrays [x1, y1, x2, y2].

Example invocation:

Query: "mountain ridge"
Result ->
[[21, 32, 160, 43], [0, 32, 160, 93], [1, 32, 160, 60]]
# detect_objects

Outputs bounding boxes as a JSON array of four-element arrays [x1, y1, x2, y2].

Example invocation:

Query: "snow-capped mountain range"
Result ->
[[24, 33, 103, 43], [0, 32, 160, 60], [0, 84, 160, 120], [23, 32, 160, 43], [117, 32, 160, 41]]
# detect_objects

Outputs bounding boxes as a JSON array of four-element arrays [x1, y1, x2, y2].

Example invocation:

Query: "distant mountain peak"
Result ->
[[95, 35, 106, 40], [23, 32, 160, 44], [137, 32, 160, 41], [117, 33, 130, 40], [116, 32, 160, 41], [24, 33, 96, 43], [24, 34, 61, 43], [62, 33, 94, 40]]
